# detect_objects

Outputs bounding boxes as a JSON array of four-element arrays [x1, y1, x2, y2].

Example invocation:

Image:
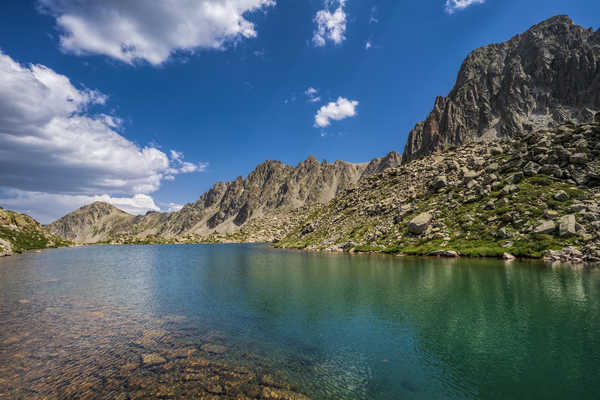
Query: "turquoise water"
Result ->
[[1, 244, 600, 399]]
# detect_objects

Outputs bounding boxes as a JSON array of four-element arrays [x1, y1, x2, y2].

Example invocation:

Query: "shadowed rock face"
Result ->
[[402, 15, 600, 163]]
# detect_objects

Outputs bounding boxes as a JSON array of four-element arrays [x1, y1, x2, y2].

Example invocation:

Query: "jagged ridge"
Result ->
[[47, 153, 401, 243], [403, 15, 600, 163]]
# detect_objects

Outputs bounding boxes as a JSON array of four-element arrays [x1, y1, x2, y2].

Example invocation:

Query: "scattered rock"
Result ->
[[428, 250, 459, 257], [431, 175, 447, 190], [408, 212, 433, 235], [553, 190, 570, 202], [534, 220, 556, 234], [141, 353, 167, 366], [559, 215, 577, 237], [201, 343, 228, 354]]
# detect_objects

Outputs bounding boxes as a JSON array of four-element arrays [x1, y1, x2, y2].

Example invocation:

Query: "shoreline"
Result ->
[[6, 240, 594, 269]]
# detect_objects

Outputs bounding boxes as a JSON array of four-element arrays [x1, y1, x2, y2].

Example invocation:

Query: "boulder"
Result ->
[[503, 253, 516, 261], [534, 220, 556, 234], [408, 212, 433, 235], [523, 161, 541, 176], [559, 215, 577, 237], [142, 353, 167, 366], [570, 153, 588, 164], [431, 175, 447, 190], [553, 190, 569, 202], [428, 250, 459, 257], [502, 184, 520, 195]]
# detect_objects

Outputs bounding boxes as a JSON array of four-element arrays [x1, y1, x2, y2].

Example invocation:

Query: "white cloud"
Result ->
[[445, 0, 485, 14], [313, 0, 347, 47], [365, 41, 372, 50], [38, 0, 276, 65], [305, 87, 321, 103], [163, 202, 184, 212], [314, 97, 358, 128], [0, 190, 160, 224], [0, 51, 206, 221]]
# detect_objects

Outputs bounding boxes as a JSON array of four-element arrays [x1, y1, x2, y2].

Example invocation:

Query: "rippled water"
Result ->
[[1, 244, 600, 399]]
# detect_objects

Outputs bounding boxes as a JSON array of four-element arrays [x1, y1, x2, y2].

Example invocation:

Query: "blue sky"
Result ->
[[0, 0, 598, 223]]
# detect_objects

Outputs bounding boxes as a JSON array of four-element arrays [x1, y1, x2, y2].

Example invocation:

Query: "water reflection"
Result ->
[[1, 245, 599, 399]]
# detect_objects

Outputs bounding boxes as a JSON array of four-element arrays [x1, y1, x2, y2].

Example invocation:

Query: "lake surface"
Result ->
[[1, 244, 599, 399]]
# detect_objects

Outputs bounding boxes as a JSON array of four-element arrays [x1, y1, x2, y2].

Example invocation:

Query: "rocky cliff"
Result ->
[[47, 154, 402, 243], [402, 15, 600, 163], [279, 119, 600, 263], [0, 206, 70, 256]]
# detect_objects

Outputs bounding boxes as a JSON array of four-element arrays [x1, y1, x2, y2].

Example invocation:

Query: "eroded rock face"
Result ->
[[403, 15, 600, 163]]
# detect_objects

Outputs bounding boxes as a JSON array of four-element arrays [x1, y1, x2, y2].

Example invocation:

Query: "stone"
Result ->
[[544, 209, 559, 218], [141, 353, 166, 366], [534, 220, 556, 234], [497, 228, 511, 239], [559, 215, 577, 237], [503, 253, 516, 261], [408, 212, 433, 235], [502, 185, 520, 195], [570, 153, 588, 164], [427, 250, 459, 257], [201, 343, 228, 354], [523, 161, 541, 176], [431, 175, 447, 190], [553, 190, 570, 202], [506, 172, 524, 184]]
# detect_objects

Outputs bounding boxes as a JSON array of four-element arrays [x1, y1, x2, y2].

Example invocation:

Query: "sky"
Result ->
[[0, 0, 598, 223]]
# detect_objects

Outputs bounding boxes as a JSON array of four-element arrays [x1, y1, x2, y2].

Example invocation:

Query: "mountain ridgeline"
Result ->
[[43, 16, 600, 263], [403, 15, 600, 162], [46, 153, 402, 243]]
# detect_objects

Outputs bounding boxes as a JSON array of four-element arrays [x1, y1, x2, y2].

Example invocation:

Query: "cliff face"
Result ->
[[402, 15, 600, 163], [47, 154, 402, 243]]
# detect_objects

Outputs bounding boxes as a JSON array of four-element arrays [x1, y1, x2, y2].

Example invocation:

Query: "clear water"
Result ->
[[1, 244, 600, 399]]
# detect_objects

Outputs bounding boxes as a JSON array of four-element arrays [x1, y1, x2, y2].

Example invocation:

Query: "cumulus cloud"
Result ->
[[305, 87, 321, 103], [0, 51, 205, 222], [445, 0, 485, 14], [365, 41, 372, 50], [0, 190, 160, 224], [313, 0, 347, 47], [314, 97, 358, 128], [38, 0, 276, 65]]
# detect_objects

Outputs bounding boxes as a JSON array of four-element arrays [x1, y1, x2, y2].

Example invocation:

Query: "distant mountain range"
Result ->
[[5, 15, 598, 263], [46, 152, 402, 243]]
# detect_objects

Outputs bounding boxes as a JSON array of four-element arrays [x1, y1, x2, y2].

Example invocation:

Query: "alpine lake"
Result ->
[[1, 244, 599, 399]]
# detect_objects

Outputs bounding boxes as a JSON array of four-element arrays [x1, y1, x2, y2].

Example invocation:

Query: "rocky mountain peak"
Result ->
[[402, 15, 600, 163]]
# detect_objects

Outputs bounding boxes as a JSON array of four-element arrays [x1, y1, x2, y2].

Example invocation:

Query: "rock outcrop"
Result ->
[[402, 15, 600, 163]]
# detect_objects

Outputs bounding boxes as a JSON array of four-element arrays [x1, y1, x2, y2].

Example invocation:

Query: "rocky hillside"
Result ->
[[47, 154, 401, 243], [403, 15, 600, 163], [0, 206, 70, 256], [278, 117, 600, 263]]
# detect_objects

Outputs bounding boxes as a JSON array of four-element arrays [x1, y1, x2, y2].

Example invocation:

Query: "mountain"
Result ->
[[47, 154, 402, 243], [0, 206, 70, 256], [402, 15, 600, 163], [278, 119, 600, 263]]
